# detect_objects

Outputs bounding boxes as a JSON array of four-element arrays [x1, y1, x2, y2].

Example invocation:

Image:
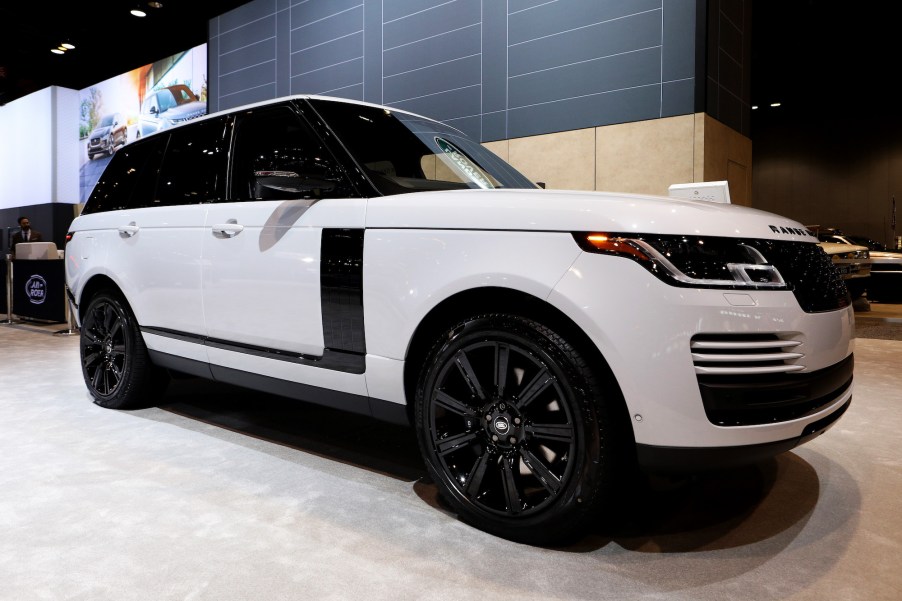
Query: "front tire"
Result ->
[[80, 291, 168, 409], [414, 314, 617, 545]]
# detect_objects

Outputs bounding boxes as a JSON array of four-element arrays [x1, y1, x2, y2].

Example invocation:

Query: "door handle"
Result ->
[[212, 222, 245, 237], [118, 223, 139, 237]]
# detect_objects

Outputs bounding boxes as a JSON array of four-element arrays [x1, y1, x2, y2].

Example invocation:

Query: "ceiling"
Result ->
[[0, 1, 894, 119], [749, 1, 898, 117], [0, 1, 249, 106]]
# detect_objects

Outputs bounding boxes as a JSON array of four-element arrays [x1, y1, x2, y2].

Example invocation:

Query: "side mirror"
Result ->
[[149, 106, 159, 115]]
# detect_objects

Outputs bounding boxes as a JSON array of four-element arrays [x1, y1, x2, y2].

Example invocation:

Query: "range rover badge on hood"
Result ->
[[769, 225, 813, 237]]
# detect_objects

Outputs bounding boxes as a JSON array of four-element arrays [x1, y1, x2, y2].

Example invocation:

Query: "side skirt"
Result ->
[[147, 349, 409, 426]]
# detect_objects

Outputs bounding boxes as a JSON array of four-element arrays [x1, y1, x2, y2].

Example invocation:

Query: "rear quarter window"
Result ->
[[81, 136, 165, 214]]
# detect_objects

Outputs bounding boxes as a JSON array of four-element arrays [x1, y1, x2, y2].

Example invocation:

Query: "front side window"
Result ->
[[230, 105, 355, 201], [308, 99, 536, 195]]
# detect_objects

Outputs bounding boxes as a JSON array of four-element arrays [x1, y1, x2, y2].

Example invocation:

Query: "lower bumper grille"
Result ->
[[697, 353, 854, 426]]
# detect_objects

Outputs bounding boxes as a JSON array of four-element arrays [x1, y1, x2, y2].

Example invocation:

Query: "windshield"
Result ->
[[846, 235, 885, 251], [100, 115, 114, 127], [307, 99, 536, 194]]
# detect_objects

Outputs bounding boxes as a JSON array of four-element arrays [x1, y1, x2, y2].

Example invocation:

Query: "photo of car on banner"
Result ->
[[77, 44, 207, 202], [86, 112, 128, 160], [66, 95, 855, 545]]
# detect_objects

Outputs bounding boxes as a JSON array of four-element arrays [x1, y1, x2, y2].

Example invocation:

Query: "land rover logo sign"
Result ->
[[25, 275, 47, 305]]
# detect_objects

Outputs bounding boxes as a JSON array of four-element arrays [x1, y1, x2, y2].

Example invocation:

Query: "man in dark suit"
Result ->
[[10, 216, 43, 258]]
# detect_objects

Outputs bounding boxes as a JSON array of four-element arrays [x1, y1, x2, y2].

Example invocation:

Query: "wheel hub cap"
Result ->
[[484, 402, 523, 448]]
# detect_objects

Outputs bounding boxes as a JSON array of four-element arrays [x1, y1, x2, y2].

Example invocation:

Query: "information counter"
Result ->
[[11, 258, 67, 322], [0, 257, 7, 315]]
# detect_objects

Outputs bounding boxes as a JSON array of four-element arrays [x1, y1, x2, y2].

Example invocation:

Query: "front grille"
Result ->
[[691, 333, 805, 375], [696, 353, 854, 426], [745, 240, 850, 313]]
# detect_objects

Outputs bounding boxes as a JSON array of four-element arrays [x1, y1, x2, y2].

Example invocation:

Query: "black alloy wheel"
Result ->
[[80, 291, 168, 409], [415, 314, 615, 545]]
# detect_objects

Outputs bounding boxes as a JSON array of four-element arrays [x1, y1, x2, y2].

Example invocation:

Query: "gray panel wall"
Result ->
[[210, 0, 699, 141]]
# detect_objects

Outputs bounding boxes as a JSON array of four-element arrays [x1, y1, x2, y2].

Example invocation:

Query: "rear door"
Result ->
[[87, 117, 230, 341]]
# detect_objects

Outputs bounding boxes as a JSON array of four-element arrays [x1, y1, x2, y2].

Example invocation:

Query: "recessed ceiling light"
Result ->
[[51, 48, 64, 54], [57, 46, 68, 51], [131, 8, 147, 17], [751, 105, 758, 110], [61, 42, 75, 50], [770, 102, 782, 107], [148, 1, 163, 8]]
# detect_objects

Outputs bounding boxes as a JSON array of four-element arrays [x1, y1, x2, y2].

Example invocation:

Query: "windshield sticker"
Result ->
[[434, 137, 494, 189]]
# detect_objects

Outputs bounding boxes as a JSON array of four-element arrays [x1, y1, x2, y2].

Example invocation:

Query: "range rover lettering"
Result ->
[[65, 96, 855, 545]]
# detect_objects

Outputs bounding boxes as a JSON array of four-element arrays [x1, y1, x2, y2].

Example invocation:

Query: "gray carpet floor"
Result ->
[[1, 317, 900, 601]]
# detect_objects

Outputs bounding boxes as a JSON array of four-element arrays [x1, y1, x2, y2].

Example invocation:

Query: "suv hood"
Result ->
[[90, 126, 112, 137], [161, 101, 206, 122], [365, 188, 817, 242]]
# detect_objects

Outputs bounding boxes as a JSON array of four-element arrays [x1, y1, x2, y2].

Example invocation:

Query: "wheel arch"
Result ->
[[401, 286, 634, 449], [76, 274, 125, 322]]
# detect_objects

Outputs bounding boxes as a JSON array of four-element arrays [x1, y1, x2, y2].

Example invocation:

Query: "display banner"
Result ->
[[12, 259, 66, 322]]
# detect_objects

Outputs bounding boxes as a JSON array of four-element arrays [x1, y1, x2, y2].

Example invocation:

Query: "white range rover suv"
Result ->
[[66, 95, 855, 544]]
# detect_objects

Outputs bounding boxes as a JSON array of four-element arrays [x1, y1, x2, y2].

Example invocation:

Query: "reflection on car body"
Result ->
[[66, 95, 856, 545]]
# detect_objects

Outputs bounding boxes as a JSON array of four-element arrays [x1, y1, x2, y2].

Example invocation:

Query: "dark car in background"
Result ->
[[138, 84, 206, 138], [815, 228, 902, 301], [87, 112, 127, 159]]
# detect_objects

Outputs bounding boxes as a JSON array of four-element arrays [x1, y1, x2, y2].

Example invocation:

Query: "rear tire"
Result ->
[[414, 313, 618, 545], [79, 290, 169, 409]]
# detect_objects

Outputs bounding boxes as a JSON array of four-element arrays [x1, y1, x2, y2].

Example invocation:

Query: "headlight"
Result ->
[[574, 232, 790, 290], [833, 250, 869, 260]]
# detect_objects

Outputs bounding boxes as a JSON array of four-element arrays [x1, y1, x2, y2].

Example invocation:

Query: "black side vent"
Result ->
[[321, 228, 366, 354]]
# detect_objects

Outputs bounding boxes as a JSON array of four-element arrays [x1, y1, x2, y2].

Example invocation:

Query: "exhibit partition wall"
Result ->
[[207, 0, 752, 202], [0, 87, 81, 248]]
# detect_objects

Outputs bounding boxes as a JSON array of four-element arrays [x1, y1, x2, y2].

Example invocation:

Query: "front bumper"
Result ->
[[549, 252, 855, 450], [88, 137, 111, 153], [637, 397, 851, 471]]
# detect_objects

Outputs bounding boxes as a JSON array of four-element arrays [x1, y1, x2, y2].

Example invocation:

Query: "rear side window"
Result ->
[[230, 105, 355, 201], [81, 136, 166, 214], [153, 116, 231, 206]]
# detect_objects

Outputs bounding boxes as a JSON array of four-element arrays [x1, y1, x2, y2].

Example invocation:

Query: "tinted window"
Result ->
[[81, 136, 166, 214], [308, 99, 536, 195], [153, 116, 230, 206], [230, 105, 355, 201]]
